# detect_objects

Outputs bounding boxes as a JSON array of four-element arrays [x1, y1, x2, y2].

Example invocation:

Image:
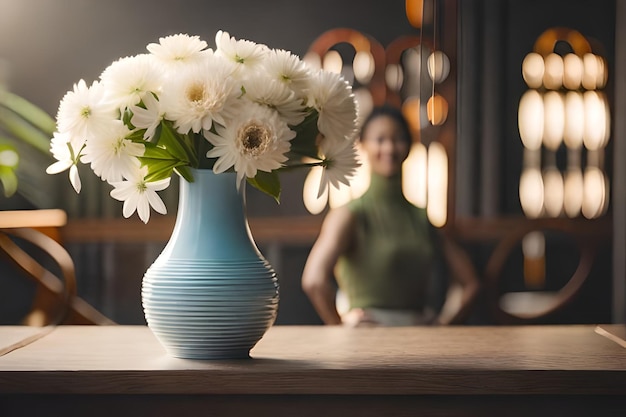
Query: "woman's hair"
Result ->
[[359, 105, 413, 145]]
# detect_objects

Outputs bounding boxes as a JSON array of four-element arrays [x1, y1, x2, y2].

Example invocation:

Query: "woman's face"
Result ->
[[360, 115, 411, 177]]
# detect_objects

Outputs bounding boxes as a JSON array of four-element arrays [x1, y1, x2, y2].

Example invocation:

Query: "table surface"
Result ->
[[1, 324, 625, 395]]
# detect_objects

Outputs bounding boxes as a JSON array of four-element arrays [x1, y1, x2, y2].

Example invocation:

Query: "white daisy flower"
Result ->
[[146, 33, 210, 67], [243, 75, 307, 126], [263, 49, 311, 96], [56, 79, 118, 144], [159, 54, 240, 134], [99, 54, 163, 110], [130, 93, 163, 141], [46, 131, 82, 193], [205, 102, 294, 185], [80, 121, 144, 182], [110, 166, 170, 224], [214, 30, 269, 77], [308, 70, 358, 141], [317, 136, 361, 197]]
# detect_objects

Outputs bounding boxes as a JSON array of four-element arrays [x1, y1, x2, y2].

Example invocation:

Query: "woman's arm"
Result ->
[[436, 233, 481, 325], [301, 206, 355, 325]]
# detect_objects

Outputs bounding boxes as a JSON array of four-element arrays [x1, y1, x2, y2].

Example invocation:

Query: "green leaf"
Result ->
[[0, 108, 52, 154], [288, 109, 320, 159], [0, 90, 56, 135], [158, 121, 192, 163], [175, 165, 195, 183], [0, 166, 18, 197], [126, 129, 147, 142], [139, 145, 188, 182], [247, 170, 281, 203], [141, 145, 176, 160]]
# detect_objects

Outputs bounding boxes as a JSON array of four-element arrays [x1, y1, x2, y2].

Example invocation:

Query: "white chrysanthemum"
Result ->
[[146, 33, 210, 67], [159, 55, 240, 134], [80, 121, 144, 182], [308, 70, 358, 141], [56, 79, 118, 143], [46, 131, 82, 193], [110, 166, 170, 224], [214, 30, 269, 77], [317, 136, 360, 197], [99, 54, 163, 110], [130, 93, 163, 141], [263, 49, 311, 96], [243, 75, 307, 126], [205, 102, 294, 185]]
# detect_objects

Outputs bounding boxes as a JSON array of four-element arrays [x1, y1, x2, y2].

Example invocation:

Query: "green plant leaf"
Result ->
[[0, 109, 52, 154], [0, 166, 18, 197], [288, 109, 320, 159], [247, 170, 281, 203], [0, 90, 56, 135], [175, 165, 195, 183], [139, 145, 188, 182], [158, 121, 192, 164]]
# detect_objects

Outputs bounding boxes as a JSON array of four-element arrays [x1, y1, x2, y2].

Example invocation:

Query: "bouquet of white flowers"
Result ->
[[46, 31, 359, 222]]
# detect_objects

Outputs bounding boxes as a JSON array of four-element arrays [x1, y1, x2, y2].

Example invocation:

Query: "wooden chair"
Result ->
[[0, 209, 115, 326]]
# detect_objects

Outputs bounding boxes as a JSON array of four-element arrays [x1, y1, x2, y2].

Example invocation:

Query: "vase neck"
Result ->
[[157, 169, 261, 261]]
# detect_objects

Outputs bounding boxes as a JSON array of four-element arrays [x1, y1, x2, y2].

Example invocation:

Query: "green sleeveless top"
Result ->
[[335, 173, 435, 311]]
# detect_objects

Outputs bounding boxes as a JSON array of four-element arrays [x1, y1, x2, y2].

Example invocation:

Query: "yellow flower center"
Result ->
[[237, 121, 271, 157], [186, 83, 205, 103], [186, 81, 225, 112]]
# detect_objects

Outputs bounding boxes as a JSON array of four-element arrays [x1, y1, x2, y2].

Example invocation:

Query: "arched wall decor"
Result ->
[[301, 0, 457, 230]]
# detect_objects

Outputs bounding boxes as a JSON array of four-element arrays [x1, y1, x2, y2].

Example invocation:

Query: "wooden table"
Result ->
[[1, 325, 625, 416]]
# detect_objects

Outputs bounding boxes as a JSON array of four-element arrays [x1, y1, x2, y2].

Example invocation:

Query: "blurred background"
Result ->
[[1, 0, 624, 327]]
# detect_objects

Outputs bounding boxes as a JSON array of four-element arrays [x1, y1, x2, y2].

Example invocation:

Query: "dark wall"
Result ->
[[0, 0, 414, 115]]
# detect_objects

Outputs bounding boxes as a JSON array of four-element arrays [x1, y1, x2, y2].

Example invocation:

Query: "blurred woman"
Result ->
[[301, 105, 479, 326]]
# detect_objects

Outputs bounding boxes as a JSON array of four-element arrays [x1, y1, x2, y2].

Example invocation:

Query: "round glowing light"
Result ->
[[522, 231, 545, 259], [427, 142, 447, 228], [543, 53, 563, 90], [563, 168, 583, 218], [405, 0, 424, 28], [595, 55, 608, 89], [582, 166, 607, 219], [563, 91, 585, 149], [385, 63, 404, 91], [353, 50, 375, 84], [583, 91, 608, 150], [427, 51, 450, 84], [519, 167, 544, 218], [426, 94, 448, 126], [402, 142, 428, 208], [582, 53, 598, 90], [543, 91, 564, 151], [328, 181, 353, 209], [302, 51, 321, 70], [303, 166, 328, 215], [542, 167, 564, 217], [354, 87, 374, 127], [518, 90, 544, 150], [322, 50, 343, 74], [601, 92, 611, 147], [349, 144, 371, 199], [401, 96, 425, 136], [522, 52, 545, 89], [563, 53, 583, 90]]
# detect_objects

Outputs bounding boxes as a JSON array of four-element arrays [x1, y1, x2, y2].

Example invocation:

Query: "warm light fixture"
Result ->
[[518, 28, 610, 220], [426, 141, 448, 227]]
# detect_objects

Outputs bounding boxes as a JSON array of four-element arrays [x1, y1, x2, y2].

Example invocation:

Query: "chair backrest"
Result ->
[[0, 209, 115, 326]]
